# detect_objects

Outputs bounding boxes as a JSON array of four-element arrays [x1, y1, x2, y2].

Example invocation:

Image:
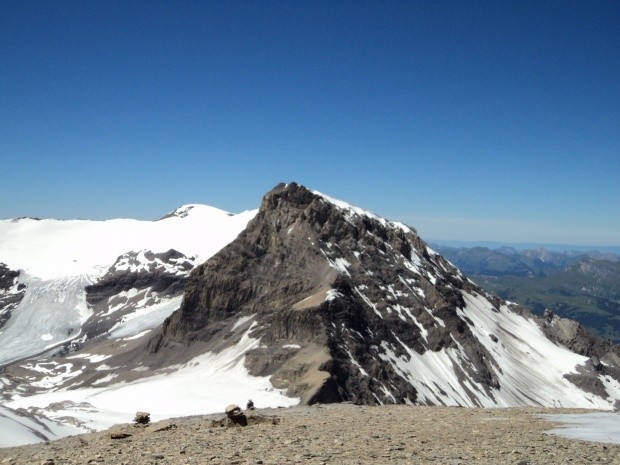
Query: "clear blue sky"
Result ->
[[1, 1, 619, 246]]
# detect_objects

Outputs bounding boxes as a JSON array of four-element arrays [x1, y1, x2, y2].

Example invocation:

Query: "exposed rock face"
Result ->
[[542, 309, 620, 404], [82, 249, 193, 338], [151, 183, 620, 408], [542, 309, 619, 359], [0, 263, 26, 330]]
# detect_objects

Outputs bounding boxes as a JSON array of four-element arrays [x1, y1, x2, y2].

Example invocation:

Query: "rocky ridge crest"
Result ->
[[149, 183, 620, 408]]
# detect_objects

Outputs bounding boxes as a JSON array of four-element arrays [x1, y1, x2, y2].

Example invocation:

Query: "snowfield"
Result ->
[[0, 205, 256, 280], [4, 324, 298, 447], [0, 205, 278, 446], [0, 206, 257, 366]]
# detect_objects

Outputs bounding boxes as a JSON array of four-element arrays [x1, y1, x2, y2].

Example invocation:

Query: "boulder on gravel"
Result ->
[[225, 404, 248, 426], [134, 411, 150, 425]]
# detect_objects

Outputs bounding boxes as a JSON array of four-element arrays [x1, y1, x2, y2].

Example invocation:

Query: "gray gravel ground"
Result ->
[[1, 404, 619, 465]]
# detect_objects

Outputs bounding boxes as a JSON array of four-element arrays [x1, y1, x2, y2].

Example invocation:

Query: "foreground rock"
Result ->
[[0, 404, 618, 464]]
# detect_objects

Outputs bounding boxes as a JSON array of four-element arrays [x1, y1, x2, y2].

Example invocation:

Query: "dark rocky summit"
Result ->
[[148, 183, 620, 408]]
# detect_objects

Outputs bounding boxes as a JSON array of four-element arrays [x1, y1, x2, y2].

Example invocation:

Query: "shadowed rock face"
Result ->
[[149, 183, 620, 407], [541, 309, 620, 358], [0, 263, 25, 330]]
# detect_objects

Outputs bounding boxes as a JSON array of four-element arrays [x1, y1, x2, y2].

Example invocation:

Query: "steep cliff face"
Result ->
[[153, 183, 620, 408], [0, 263, 25, 330]]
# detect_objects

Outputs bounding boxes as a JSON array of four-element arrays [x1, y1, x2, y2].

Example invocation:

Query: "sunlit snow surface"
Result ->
[[0, 205, 256, 280], [376, 291, 620, 410], [6, 325, 299, 444], [0, 206, 256, 366], [0, 275, 92, 365], [456, 292, 619, 409], [543, 412, 620, 444], [0, 404, 82, 447], [0, 205, 267, 446]]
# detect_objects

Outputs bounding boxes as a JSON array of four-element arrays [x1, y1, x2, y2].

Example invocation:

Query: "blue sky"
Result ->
[[1, 1, 618, 246]]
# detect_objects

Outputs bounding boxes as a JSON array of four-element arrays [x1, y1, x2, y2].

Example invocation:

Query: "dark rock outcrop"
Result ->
[[86, 249, 192, 306], [0, 263, 26, 330], [541, 309, 620, 360]]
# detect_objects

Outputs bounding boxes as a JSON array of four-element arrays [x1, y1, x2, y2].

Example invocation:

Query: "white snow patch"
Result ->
[[345, 349, 368, 377], [378, 339, 478, 407], [95, 364, 115, 371], [0, 207, 257, 280], [456, 291, 618, 409], [108, 296, 182, 340], [66, 353, 112, 363], [354, 286, 383, 319], [0, 405, 81, 447], [6, 325, 299, 445], [119, 329, 152, 341], [542, 412, 620, 444], [91, 374, 118, 386], [27, 363, 84, 390], [325, 289, 343, 301], [312, 190, 389, 228], [232, 314, 256, 331], [321, 251, 352, 277]]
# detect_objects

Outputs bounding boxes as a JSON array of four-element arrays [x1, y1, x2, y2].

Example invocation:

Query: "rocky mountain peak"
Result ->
[[148, 182, 620, 408]]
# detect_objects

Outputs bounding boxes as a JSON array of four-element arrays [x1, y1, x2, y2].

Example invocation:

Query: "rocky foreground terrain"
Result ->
[[1, 404, 618, 465]]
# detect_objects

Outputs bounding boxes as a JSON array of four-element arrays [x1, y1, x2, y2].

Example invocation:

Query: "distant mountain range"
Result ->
[[433, 245, 620, 342], [432, 240, 620, 255]]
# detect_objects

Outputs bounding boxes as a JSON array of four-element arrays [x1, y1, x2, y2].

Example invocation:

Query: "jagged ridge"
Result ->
[[151, 183, 620, 408]]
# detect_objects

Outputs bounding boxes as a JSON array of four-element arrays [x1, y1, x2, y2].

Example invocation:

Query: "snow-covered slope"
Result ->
[[0, 205, 256, 365], [0, 204, 267, 445], [3, 322, 297, 446], [0, 205, 255, 280]]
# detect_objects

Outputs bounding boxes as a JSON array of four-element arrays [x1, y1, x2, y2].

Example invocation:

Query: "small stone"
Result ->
[[153, 422, 177, 433], [134, 411, 150, 425], [225, 403, 248, 426], [225, 404, 242, 415]]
